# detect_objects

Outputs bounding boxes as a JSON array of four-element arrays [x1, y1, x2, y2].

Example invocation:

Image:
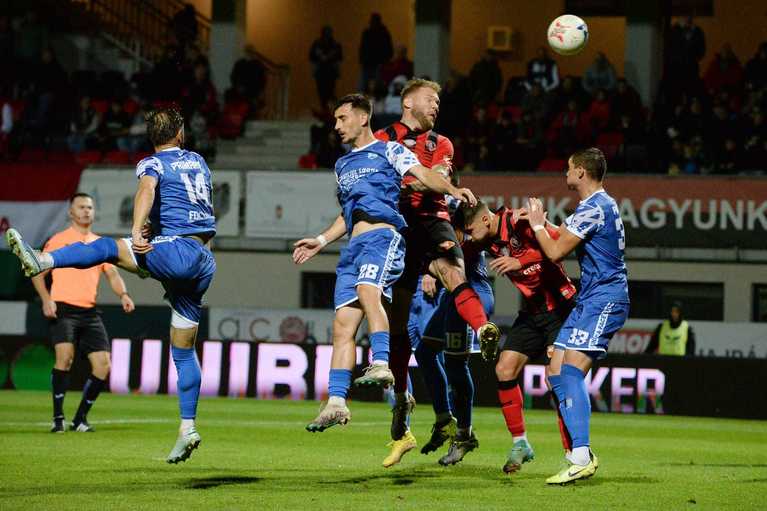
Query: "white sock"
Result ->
[[39, 252, 54, 270], [328, 396, 346, 407], [513, 433, 528, 443], [180, 418, 195, 433], [372, 360, 389, 367], [570, 446, 590, 466]]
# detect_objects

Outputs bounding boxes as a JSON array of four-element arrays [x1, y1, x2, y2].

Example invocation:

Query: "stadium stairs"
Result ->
[[216, 121, 312, 170]]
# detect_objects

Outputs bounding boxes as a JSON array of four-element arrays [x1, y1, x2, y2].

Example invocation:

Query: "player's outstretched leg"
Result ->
[[167, 340, 203, 464], [415, 344, 456, 454], [439, 355, 478, 466], [546, 363, 597, 484]]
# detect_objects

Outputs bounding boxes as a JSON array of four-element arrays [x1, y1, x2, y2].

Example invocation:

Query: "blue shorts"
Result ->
[[554, 300, 629, 359], [334, 228, 405, 310], [127, 236, 216, 324], [410, 278, 494, 355]]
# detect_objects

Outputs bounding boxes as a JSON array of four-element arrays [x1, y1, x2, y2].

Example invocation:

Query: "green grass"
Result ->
[[0, 391, 765, 510]]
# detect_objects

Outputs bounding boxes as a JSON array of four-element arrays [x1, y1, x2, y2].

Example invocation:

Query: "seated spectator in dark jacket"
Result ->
[[610, 79, 642, 124], [744, 42, 767, 90], [585, 88, 611, 133], [182, 61, 219, 121], [117, 104, 149, 154], [525, 47, 559, 92], [678, 96, 707, 138], [100, 100, 132, 150], [703, 44, 743, 94], [492, 111, 518, 166], [309, 26, 343, 106], [521, 82, 550, 126], [553, 75, 588, 113], [68, 97, 100, 153], [549, 99, 586, 156], [583, 52, 617, 95], [470, 50, 503, 103]]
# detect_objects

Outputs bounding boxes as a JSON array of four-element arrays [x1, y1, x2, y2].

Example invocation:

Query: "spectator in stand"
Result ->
[[380, 45, 413, 87], [358, 13, 393, 89], [100, 100, 132, 151], [362, 78, 387, 115], [0, 16, 14, 87], [667, 16, 706, 95], [23, 46, 66, 138], [1, 97, 12, 158], [706, 102, 740, 151], [469, 50, 503, 104], [315, 129, 344, 169], [549, 99, 585, 157], [438, 72, 473, 139], [610, 79, 642, 124], [744, 42, 767, 90], [583, 52, 617, 96], [171, 4, 198, 50], [521, 82, 550, 128], [715, 137, 743, 174], [152, 44, 184, 101], [585, 88, 611, 133], [514, 110, 545, 169], [383, 75, 407, 116], [186, 110, 216, 161], [492, 110, 517, 166], [703, 44, 743, 94], [309, 26, 343, 107], [525, 47, 559, 92], [15, 10, 48, 68], [67, 96, 100, 154], [553, 75, 588, 113], [644, 302, 696, 357], [116, 104, 149, 154], [679, 96, 707, 138], [743, 135, 767, 173], [230, 45, 267, 117], [182, 61, 218, 122], [465, 106, 494, 166]]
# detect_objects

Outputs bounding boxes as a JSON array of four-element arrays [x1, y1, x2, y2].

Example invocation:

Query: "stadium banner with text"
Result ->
[[244, 171, 340, 239], [78, 169, 241, 237], [2, 338, 765, 418], [460, 174, 767, 249], [0, 163, 83, 250]]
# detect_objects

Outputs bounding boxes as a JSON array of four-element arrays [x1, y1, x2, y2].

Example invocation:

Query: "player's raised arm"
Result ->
[[527, 197, 581, 262], [293, 214, 347, 265], [408, 164, 476, 206]]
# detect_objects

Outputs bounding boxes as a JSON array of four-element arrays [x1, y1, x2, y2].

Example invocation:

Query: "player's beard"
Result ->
[[413, 110, 435, 131]]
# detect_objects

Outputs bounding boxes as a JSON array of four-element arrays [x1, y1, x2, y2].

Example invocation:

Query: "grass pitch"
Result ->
[[0, 391, 765, 510]]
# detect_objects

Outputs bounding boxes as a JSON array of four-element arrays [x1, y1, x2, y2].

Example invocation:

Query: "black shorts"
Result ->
[[49, 303, 110, 356], [396, 216, 463, 291], [501, 300, 575, 361]]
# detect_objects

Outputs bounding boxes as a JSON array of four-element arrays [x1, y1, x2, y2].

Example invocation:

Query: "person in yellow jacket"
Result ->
[[645, 302, 696, 356]]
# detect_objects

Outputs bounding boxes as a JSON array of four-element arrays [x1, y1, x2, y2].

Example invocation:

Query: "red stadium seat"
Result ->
[[46, 151, 75, 164], [298, 153, 317, 169], [75, 150, 103, 166], [91, 99, 109, 114], [596, 132, 624, 160], [123, 98, 139, 115], [103, 150, 132, 164], [17, 148, 46, 162], [537, 158, 567, 173]]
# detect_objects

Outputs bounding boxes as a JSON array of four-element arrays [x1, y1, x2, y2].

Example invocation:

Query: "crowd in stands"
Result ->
[[0, 5, 269, 165], [305, 15, 767, 175]]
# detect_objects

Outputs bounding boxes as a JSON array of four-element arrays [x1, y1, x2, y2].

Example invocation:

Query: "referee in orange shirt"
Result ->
[[31, 193, 135, 433]]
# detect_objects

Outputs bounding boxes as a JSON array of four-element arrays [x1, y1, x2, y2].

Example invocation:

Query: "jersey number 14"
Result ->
[[180, 172, 210, 205]]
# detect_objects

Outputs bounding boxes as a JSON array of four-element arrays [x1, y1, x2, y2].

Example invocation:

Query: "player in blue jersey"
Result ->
[[526, 147, 629, 484], [292, 94, 476, 435], [6, 108, 216, 464], [410, 235, 494, 467]]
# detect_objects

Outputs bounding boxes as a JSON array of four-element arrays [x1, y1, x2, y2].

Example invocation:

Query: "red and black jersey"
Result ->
[[489, 207, 577, 314], [374, 121, 454, 221]]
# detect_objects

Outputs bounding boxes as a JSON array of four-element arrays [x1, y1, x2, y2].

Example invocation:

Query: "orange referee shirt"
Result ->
[[43, 227, 114, 309]]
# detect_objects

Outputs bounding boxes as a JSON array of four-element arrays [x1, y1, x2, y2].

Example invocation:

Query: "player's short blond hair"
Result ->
[[401, 78, 441, 106]]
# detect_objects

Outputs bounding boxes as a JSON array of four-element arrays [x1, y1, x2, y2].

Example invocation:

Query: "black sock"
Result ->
[[73, 375, 106, 424], [51, 369, 70, 421]]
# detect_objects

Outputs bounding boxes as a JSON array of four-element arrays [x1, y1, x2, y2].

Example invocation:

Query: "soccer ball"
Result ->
[[547, 15, 588, 56]]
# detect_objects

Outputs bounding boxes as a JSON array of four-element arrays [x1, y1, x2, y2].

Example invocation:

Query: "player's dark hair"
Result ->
[[571, 147, 607, 181], [460, 200, 489, 227], [146, 107, 184, 147], [335, 93, 373, 119], [69, 192, 93, 204]]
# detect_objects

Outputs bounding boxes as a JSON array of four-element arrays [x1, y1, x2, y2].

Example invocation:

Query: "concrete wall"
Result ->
[[98, 252, 767, 322]]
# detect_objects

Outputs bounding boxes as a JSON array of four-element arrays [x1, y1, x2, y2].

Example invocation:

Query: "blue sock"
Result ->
[[370, 331, 390, 363], [50, 237, 118, 269], [328, 368, 352, 399], [171, 345, 201, 420], [560, 364, 591, 449], [445, 356, 474, 429], [548, 374, 566, 405], [414, 343, 450, 416]]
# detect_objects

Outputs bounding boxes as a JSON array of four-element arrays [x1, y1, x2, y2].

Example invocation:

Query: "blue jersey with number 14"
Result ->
[[135, 147, 216, 238], [565, 190, 628, 303]]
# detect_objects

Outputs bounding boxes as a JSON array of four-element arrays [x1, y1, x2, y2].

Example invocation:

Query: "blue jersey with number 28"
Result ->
[[135, 147, 216, 238], [565, 190, 628, 303]]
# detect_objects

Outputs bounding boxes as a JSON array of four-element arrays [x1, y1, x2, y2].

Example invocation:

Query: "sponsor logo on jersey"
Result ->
[[171, 159, 202, 171]]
